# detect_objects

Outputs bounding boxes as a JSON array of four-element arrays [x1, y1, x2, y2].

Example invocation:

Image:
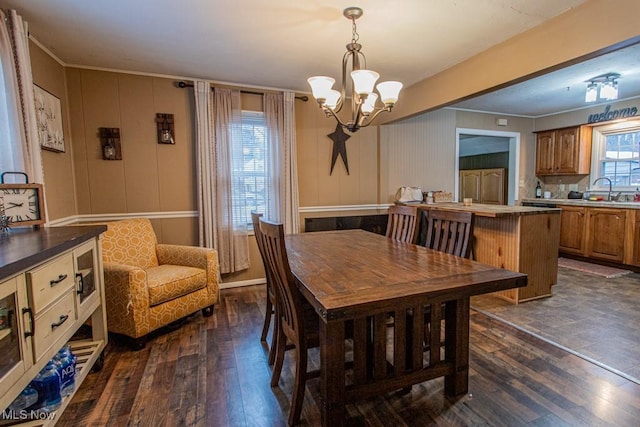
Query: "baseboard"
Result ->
[[219, 278, 266, 289]]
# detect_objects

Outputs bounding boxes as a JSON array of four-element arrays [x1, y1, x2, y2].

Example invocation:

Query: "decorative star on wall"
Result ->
[[327, 124, 351, 175]]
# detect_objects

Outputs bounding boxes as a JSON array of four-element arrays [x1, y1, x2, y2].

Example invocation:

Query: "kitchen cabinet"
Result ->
[[585, 207, 626, 262], [0, 226, 107, 424], [535, 125, 592, 175], [459, 168, 505, 205], [632, 210, 640, 266], [559, 206, 587, 255]]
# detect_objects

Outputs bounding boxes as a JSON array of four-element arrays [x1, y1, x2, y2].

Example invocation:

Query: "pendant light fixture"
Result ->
[[584, 72, 620, 102], [307, 7, 402, 133]]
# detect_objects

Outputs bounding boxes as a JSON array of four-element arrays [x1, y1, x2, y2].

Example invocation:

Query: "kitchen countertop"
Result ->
[[521, 198, 640, 209], [406, 202, 561, 218]]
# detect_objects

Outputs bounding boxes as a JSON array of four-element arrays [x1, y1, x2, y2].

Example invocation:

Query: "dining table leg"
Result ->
[[319, 318, 346, 426], [444, 297, 470, 397]]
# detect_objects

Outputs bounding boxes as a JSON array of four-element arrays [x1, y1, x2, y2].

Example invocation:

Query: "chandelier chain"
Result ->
[[351, 19, 359, 44]]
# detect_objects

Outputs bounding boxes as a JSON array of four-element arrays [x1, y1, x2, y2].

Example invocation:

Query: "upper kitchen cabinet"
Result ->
[[535, 125, 592, 175], [459, 168, 506, 205]]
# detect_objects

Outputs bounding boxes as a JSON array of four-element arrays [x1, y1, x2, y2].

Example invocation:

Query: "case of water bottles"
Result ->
[[7, 345, 77, 414]]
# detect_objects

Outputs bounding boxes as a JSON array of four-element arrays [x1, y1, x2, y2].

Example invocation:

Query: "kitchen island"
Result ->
[[412, 202, 561, 303]]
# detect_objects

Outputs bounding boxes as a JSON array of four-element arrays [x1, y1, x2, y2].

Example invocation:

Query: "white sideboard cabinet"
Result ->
[[0, 225, 107, 425]]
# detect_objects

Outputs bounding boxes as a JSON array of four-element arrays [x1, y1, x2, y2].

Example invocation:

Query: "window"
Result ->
[[592, 122, 640, 190], [237, 111, 268, 226]]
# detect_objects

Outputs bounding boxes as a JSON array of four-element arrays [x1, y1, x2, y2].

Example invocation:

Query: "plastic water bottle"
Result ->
[[30, 361, 62, 413], [8, 384, 38, 411], [54, 345, 77, 397]]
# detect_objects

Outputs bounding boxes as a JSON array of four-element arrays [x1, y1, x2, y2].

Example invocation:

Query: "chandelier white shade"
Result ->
[[307, 7, 402, 132], [584, 73, 620, 103]]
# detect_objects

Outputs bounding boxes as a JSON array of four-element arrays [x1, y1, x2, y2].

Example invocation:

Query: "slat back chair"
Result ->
[[420, 209, 475, 352], [385, 205, 419, 244], [422, 210, 475, 258], [258, 218, 319, 426], [251, 212, 277, 365]]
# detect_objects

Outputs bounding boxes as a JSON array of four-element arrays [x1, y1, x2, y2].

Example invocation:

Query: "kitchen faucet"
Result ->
[[592, 177, 612, 201]]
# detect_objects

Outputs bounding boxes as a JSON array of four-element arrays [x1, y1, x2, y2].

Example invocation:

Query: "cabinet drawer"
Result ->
[[32, 291, 76, 362], [27, 253, 75, 313]]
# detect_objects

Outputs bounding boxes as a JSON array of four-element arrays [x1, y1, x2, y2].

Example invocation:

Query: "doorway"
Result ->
[[455, 128, 520, 205]]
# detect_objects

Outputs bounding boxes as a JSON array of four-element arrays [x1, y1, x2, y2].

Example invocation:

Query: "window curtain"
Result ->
[[0, 9, 43, 185], [264, 91, 300, 234], [194, 81, 249, 274]]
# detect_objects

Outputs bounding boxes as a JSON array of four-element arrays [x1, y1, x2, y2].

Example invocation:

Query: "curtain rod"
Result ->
[[176, 81, 308, 102]]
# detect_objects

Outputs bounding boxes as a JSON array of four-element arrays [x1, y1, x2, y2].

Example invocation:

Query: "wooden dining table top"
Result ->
[[285, 229, 527, 321]]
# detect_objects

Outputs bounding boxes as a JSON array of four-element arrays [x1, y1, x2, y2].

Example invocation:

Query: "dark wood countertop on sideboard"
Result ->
[[405, 202, 561, 217], [0, 225, 107, 280]]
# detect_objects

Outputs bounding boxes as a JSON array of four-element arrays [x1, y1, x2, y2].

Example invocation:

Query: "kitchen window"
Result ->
[[592, 121, 640, 190]]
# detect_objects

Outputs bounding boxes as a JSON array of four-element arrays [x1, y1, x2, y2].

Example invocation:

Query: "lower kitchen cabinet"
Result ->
[[555, 203, 640, 267], [585, 208, 626, 262], [559, 206, 586, 254], [633, 210, 640, 266]]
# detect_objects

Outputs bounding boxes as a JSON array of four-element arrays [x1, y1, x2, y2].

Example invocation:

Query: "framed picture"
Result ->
[[34, 84, 65, 153]]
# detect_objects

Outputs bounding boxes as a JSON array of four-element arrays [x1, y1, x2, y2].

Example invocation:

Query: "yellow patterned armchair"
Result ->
[[101, 218, 219, 348]]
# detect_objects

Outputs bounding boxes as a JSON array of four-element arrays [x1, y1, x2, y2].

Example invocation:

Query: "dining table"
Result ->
[[285, 229, 527, 426]]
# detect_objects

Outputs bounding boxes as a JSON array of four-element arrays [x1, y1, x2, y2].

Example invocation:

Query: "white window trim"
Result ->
[[590, 119, 640, 191]]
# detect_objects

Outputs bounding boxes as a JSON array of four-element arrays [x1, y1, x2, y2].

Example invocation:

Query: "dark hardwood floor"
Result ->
[[57, 284, 640, 426]]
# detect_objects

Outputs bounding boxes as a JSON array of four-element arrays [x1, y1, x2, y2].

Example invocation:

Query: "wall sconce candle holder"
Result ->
[[156, 113, 175, 144], [99, 127, 122, 160]]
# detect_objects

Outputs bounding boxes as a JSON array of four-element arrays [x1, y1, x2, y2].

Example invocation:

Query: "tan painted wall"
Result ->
[[296, 98, 380, 208], [29, 41, 76, 221], [65, 68, 198, 244], [380, 109, 456, 202]]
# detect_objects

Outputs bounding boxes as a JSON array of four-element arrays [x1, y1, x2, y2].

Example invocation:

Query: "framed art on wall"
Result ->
[[34, 84, 65, 153]]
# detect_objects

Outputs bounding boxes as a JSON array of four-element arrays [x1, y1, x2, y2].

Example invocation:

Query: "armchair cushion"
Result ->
[[146, 265, 206, 306]]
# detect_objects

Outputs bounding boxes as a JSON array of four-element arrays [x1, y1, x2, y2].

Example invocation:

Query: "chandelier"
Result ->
[[585, 72, 620, 102], [307, 7, 402, 133]]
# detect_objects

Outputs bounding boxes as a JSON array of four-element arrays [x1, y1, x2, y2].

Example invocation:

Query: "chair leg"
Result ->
[[270, 326, 286, 387], [202, 305, 215, 317], [268, 315, 278, 366], [289, 346, 307, 426], [127, 336, 147, 351], [261, 297, 273, 342]]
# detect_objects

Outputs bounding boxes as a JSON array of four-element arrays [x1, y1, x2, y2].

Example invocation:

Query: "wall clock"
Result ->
[[0, 182, 46, 228]]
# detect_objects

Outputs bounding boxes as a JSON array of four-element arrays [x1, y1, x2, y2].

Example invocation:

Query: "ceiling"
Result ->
[[450, 42, 640, 117], [2, 0, 637, 118]]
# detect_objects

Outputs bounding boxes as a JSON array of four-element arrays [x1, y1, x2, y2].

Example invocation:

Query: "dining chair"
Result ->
[[385, 205, 419, 243], [419, 209, 476, 352], [258, 218, 320, 426], [421, 209, 475, 258], [252, 212, 277, 365]]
